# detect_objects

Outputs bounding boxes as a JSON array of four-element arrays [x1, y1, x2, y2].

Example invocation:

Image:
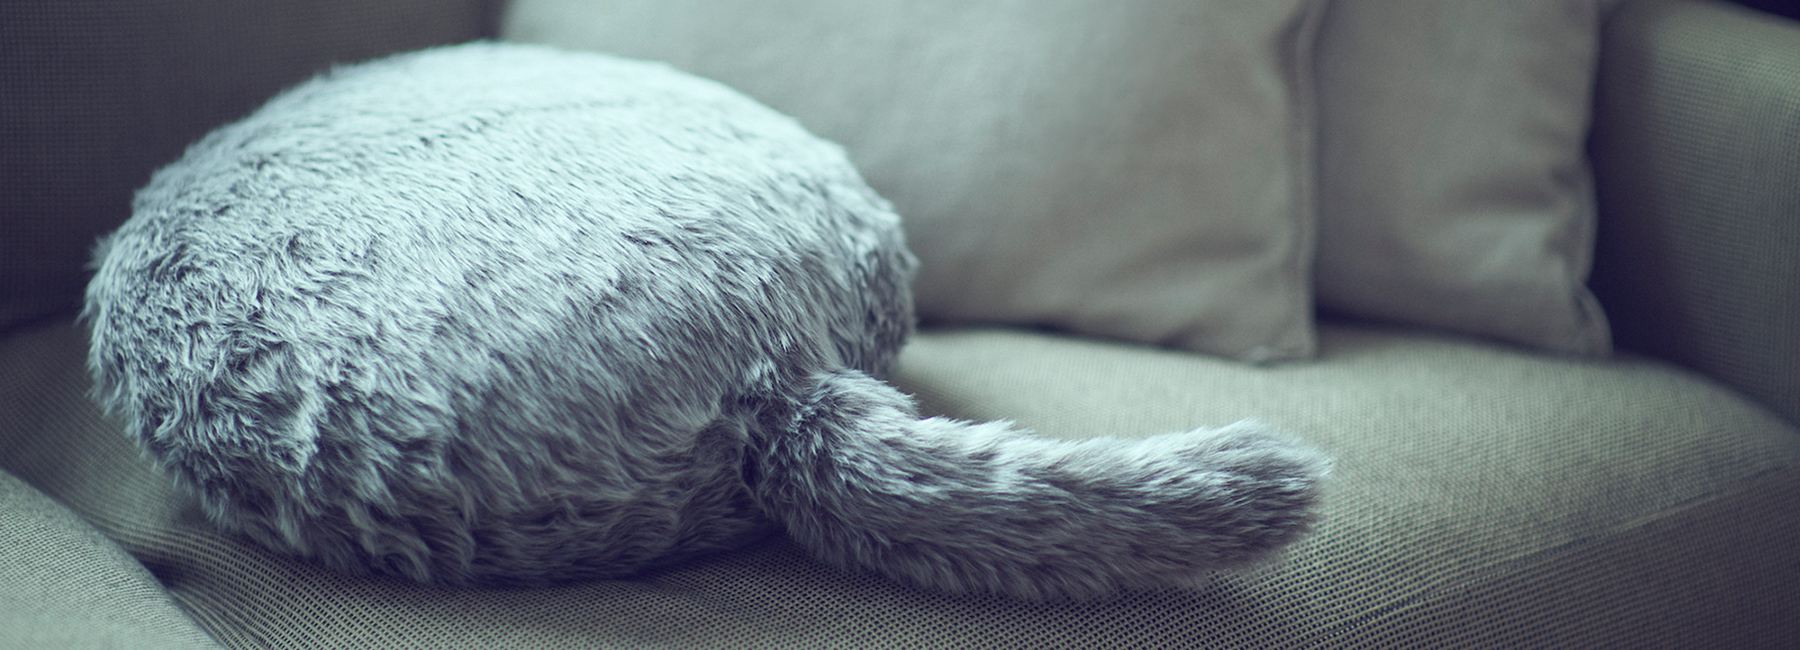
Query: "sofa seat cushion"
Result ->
[[898, 324, 1800, 646], [2, 318, 1796, 648]]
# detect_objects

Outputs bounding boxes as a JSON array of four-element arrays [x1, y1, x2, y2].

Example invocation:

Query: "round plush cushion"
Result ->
[[82, 42, 916, 585]]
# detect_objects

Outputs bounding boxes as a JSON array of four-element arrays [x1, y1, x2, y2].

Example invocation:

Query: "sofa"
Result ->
[[3, 0, 1796, 647]]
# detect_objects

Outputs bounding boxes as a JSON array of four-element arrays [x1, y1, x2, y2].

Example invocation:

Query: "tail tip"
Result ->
[[1174, 419, 1333, 568]]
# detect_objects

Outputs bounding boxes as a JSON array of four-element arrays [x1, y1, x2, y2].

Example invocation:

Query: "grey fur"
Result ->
[[82, 42, 1329, 599]]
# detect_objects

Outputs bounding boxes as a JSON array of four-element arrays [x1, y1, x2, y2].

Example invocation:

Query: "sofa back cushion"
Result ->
[[503, 0, 1327, 362], [1311, 0, 1619, 357]]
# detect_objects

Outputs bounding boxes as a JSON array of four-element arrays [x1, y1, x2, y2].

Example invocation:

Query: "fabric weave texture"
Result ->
[[5, 320, 1797, 648]]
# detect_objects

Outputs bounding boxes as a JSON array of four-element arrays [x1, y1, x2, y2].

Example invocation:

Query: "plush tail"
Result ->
[[747, 369, 1331, 600]]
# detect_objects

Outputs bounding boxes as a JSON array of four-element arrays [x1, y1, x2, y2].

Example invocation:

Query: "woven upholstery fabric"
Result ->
[[898, 326, 1800, 647], [4, 318, 1797, 648], [0, 0, 493, 334], [1589, 0, 1800, 425], [0, 471, 221, 650]]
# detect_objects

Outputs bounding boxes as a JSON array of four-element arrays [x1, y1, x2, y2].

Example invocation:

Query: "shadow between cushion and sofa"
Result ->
[[3, 317, 1796, 648]]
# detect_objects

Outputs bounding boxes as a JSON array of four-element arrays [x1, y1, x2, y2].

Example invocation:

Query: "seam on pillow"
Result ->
[[1277, 0, 1331, 362]]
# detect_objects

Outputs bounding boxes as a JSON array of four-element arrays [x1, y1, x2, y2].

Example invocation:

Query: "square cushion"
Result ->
[[1312, 0, 1618, 356], [4, 319, 1797, 647], [501, 0, 1326, 362]]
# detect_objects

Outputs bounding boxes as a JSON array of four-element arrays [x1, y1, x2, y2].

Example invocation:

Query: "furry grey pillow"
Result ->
[[83, 43, 1328, 600]]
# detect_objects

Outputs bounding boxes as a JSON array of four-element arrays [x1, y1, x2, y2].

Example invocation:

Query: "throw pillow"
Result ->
[[502, 0, 1328, 362], [1312, 0, 1616, 356]]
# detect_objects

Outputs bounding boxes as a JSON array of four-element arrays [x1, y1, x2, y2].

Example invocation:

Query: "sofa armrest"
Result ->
[[1589, 0, 1800, 425], [0, 0, 500, 336]]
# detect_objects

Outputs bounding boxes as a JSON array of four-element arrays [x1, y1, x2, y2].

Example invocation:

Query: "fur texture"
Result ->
[[82, 42, 1329, 599]]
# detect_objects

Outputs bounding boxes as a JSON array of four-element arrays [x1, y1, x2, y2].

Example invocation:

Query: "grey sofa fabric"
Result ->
[[1590, 0, 1800, 425], [4, 319, 1797, 648], [901, 326, 1800, 647], [3, 0, 1799, 647], [0, 471, 221, 650]]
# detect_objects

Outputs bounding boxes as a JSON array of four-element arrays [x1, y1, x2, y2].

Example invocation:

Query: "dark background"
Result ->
[[1732, 0, 1800, 20]]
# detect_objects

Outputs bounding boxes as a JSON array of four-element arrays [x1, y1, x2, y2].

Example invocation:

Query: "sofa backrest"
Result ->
[[0, 0, 495, 335], [5, 0, 1794, 427], [1589, 0, 1800, 426]]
